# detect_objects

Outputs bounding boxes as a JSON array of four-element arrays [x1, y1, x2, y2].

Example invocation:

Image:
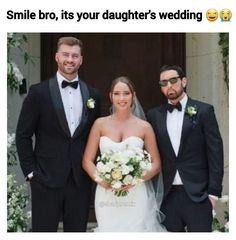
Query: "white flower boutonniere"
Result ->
[[87, 98, 95, 109], [185, 105, 197, 117]]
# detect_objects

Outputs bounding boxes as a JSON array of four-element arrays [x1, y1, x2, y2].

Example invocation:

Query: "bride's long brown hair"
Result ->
[[110, 76, 136, 100]]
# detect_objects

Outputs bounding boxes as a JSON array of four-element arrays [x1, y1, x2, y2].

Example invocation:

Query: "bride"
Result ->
[[82, 76, 166, 232]]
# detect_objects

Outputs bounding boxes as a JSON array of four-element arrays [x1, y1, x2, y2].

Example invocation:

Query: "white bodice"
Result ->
[[99, 136, 144, 153]]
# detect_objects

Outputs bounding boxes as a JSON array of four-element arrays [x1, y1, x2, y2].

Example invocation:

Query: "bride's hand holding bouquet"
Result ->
[[95, 145, 152, 197]]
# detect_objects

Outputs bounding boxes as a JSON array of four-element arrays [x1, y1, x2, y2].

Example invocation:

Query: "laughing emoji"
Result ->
[[220, 9, 232, 22], [206, 9, 218, 21]]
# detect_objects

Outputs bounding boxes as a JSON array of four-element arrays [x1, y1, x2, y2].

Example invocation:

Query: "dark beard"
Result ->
[[167, 88, 184, 100]]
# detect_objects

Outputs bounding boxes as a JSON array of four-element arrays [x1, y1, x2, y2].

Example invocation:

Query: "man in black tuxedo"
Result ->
[[16, 37, 101, 232], [147, 65, 224, 232]]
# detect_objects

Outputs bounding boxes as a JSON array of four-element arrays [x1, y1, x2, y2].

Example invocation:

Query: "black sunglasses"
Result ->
[[159, 76, 180, 87]]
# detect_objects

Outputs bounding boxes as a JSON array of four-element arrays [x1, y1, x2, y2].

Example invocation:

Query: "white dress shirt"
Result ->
[[166, 93, 188, 185], [57, 72, 83, 137]]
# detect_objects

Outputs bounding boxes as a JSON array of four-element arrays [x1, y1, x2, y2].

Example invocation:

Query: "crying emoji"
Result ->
[[220, 9, 232, 22]]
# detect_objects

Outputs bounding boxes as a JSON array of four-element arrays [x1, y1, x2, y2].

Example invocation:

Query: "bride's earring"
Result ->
[[131, 100, 136, 112], [110, 104, 116, 114]]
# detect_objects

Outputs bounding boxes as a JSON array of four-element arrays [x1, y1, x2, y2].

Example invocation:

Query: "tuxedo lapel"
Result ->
[[178, 98, 197, 156], [72, 80, 89, 139], [157, 105, 177, 159], [49, 77, 71, 138]]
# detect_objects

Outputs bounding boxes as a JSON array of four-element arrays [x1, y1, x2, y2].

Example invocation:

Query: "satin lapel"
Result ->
[[158, 105, 177, 158], [72, 80, 89, 139], [178, 98, 196, 156], [49, 77, 71, 138]]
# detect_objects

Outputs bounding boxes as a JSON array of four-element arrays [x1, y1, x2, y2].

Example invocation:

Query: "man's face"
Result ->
[[55, 44, 83, 79], [160, 69, 187, 101]]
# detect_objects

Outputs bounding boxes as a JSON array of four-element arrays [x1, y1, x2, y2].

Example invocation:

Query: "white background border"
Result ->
[[1, 1, 234, 240]]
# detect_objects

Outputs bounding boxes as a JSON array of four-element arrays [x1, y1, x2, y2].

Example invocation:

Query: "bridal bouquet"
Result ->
[[95, 145, 152, 197]]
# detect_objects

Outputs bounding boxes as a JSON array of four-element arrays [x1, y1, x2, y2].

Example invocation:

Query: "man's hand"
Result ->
[[209, 196, 217, 209]]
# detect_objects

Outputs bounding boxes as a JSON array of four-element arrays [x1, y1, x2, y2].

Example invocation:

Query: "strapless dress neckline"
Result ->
[[100, 136, 144, 144]]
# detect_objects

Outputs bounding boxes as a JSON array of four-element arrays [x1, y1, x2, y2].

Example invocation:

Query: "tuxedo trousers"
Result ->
[[161, 185, 213, 232], [30, 170, 91, 232]]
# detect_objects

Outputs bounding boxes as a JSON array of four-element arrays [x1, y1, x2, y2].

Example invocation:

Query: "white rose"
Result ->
[[128, 165, 134, 172], [96, 162, 105, 173], [123, 175, 133, 185], [112, 181, 122, 189], [104, 162, 114, 173], [105, 174, 111, 180], [121, 164, 131, 175], [111, 168, 122, 180], [225, 221, 229, 230], [121, 149, 135, 163], [110, 152, 122, 163]]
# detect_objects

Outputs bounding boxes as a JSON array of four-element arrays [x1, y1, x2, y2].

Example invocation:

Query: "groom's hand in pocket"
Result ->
[[209, 196, 217, 209]]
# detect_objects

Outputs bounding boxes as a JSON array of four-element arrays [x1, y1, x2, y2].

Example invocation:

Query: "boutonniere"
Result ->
[[185, 105, 197, 117], [87, 98, 95, 109], [185, 105, 198, 125]]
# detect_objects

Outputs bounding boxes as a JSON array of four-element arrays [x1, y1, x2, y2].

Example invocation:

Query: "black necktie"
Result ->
[[167, 102, 182, 113], [61, 80, 79, 89]]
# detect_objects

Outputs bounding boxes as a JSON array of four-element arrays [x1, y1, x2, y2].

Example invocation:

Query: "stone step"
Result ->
[[57, 222, 98, 232]]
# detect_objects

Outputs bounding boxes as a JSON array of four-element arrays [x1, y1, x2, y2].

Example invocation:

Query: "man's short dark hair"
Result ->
[[160, 65, 186, 79]]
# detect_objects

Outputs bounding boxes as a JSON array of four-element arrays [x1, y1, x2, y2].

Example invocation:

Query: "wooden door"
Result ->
[[41, 33, 185, 114]]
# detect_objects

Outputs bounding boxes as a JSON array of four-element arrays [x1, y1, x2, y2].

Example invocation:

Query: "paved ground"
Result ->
[[58, 222, 98, 232]]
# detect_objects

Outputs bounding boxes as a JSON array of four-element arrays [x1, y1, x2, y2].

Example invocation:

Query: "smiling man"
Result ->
[[16, 37, 101, 232]]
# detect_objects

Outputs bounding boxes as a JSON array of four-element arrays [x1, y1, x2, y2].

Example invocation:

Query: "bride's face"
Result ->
[[110, 82, 134, 111]]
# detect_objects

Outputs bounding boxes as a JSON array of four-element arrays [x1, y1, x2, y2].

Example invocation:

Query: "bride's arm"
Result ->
[[143, 122, 162, 181], [82, 118, 111, 189]]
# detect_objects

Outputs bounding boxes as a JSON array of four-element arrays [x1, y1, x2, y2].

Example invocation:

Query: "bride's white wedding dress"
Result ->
[[95, 136, 166, 232]]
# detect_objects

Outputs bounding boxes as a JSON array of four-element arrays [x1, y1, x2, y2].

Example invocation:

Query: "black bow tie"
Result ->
[[61, 80, 79, 89], [167, 102, 182, 113]]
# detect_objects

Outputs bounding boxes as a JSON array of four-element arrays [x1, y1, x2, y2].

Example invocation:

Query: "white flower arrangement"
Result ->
[[212, 195, 229, 232], [7, 131, 30, 232], [87, 98, 95, 109], [95, 145, 152, 197], [219, 195, 229, 204], [8, 61, 24, 85], [7, 133, 17, 166], [7, 33, 33, 91], [7, 174, 29, 232], [7, 133, 16, 149]]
